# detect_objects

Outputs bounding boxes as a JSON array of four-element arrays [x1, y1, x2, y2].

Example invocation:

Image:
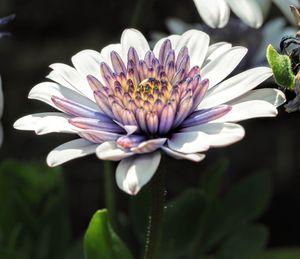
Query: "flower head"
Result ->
[[14, 29, 285, 195], [193, 0, 299, 29]]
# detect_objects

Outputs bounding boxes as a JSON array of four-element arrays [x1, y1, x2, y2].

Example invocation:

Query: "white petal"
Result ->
[[214, 100, 278, 122], [153, 35, 181, 58], [13, 112, 76, 135], [168, 131, 210, 153], [29, 82, 99, 111], [199, 67, 272, 109], [193, 0, 230, 28], [201, 46, 248, 89], [121, 29, 150, 62], [47, 139, 98, 167], [71, 49, 103, 80], [96, 141, 134, 161], [204, 42, 232, 65], [229, 88, 286, 108], [116, 151, 161, 195], [175, 30, 210, 68], [100, 43, 122, 67], [181, 122, 245, 147], [131, 138, 166, 154], [161, 146, 205, 162], [48, 63, 94, 100], [226, 0, 264, 28]]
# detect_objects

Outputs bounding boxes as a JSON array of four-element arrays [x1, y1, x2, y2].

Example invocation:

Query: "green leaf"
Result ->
[[159, 189, 208, 258], [217, 225, 268, 259], [200, 158, 229, 202], [0, 248, 23, 259], [191, 172, 271, 255], [267, 44, 295, 89], [256, 247, 300, 259], [84, 209, 133, 259]]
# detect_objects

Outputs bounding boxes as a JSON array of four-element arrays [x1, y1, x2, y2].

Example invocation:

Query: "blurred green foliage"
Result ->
[[128, 159, 272, 259], [0, 159, 82, 259]]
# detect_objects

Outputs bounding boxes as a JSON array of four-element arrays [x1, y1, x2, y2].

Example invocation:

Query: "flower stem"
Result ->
[[143, 162, 166, 259], [103, 161, 117, 231]]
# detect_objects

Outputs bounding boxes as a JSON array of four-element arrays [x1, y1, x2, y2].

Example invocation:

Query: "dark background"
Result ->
[[0, 0, 300, 253]]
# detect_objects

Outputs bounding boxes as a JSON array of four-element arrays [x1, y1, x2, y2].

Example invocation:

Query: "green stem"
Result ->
[[103, 161, 117, 231], [143, 163, 166, 259]]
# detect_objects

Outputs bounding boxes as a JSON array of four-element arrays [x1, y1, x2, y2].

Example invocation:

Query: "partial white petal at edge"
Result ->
[[13, 112, 76, 135], [47, 139, 98, 167], [116, 151, 161, 195]]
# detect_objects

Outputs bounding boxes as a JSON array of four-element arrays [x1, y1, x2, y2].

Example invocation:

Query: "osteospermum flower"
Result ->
[[14, 29, 285, 195], [193, 0, 299, 28]]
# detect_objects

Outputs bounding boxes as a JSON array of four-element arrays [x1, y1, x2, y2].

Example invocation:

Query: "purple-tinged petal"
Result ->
[[136, 108, 147, 133], [146, 111, 159, 135], [176, 47, 189, 69], [187, 66, 200, 78], [69, 117, 123, 133], [164, 50, 175, 68], [173, 96, 193, 128], [96, 141, 134, 161], [93, 90, 115, 118], [161, 146, 205, 162], [87, 75, 105, 91], [158, 103, 175, 135], [117, 135, 146, 149], [100, 62, 115, 84], [191, 78, 209, 111], [111, 51, 127, 75], [166, 61, 176, 81], [131, 138, 166, 154], [177, 55, 190, 74], [111, 102, 124, 123], [144, 50, 155, 68], [116, 151, 161, 195], [181, 105, 232, 128], [172, 69, 186, 84], [138, 60, 148, 81], [167, 131, 210, 153], [128, 47, 139, 65], [47, 139, 98, 167], [78, 128, 122, 143], [159, 39, 172, 65], [51, 95, 109, 120]]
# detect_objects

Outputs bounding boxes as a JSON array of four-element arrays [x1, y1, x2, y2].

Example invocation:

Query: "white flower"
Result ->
[[193, 0, 300, 28], [14, 29, 285, 195]]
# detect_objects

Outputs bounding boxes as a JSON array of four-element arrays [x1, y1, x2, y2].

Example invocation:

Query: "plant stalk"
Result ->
[[103, 161, 117, 231], [143, 163, 166, 259]]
